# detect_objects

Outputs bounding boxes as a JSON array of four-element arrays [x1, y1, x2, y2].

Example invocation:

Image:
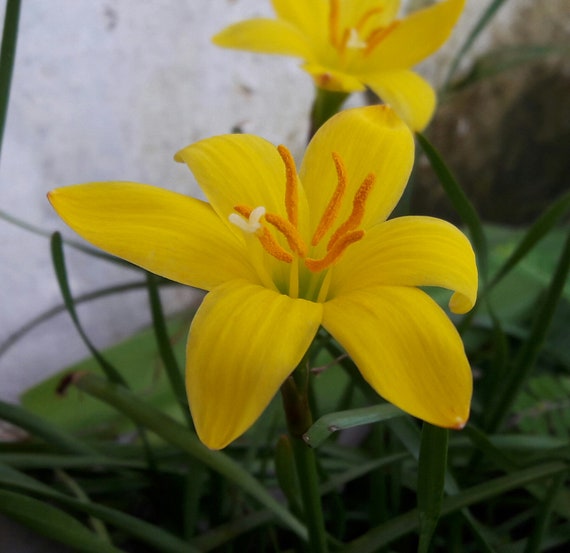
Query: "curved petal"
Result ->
[[48, 183, 258, 290], [363, 0, 465, 71], [323, 286, 472, 428], [212, 18, 313, 59], [299, 105, 414, 253], [175, 134, 306, 229], [272, 0, 329, 43], [364, 69, 436, 131], [187, 280, 323, 449], [331, 216, 478, 313]]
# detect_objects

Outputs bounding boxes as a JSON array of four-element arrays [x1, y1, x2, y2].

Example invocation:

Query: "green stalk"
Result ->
[[281, 361, 328, 553], [0, 0, 21, 163], [309, 87, 349, 139]]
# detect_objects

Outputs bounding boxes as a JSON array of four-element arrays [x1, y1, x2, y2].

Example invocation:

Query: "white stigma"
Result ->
[[346, 28, 367, 50], [229, 205, 266, 234]]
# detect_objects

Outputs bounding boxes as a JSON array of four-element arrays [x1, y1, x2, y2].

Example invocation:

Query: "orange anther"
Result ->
[[305, 230, 365, 273], [258, 227, 294, 263], [234, 204, 252, 218], [265, 212, 307, 257], [277, 145, 299, 227], [355, 8, 385, 32], [329, 0, 341, 49], [327, 173, 375, 250], [364, 21, 399, 55], [311, 152, 347, 246]]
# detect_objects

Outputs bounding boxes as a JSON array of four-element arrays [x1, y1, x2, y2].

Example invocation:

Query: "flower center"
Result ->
[[328, 0, 399, 57], [228, 145, 375, 299]]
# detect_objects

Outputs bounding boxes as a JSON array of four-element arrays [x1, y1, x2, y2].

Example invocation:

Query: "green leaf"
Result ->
[[0, 489, 125, 553], [485, 228, 570, 431], [50, 232, 126, 386], [416, 132, 488, 279], [417, 424, 448, 553], [0, 0, 21, 161], [443, 0, 509, 88], [304, 403, 405, 448], [73, 372, 308, 541]]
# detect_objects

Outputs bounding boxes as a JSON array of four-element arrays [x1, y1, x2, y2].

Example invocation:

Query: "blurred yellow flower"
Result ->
[[213, 0, 465, 130], [48, 106, 477, 450]]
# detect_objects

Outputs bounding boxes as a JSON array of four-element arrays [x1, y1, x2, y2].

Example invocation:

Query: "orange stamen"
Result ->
[[311, 152, 347, 246], [364, 21, 400, 56], [305, 230, 365, 272], [329, 0, 341, 49], [258, 227, 294, 263], [327, 173, 375, 250], [234, 204, 253, 218], [355, 8, 385, 32], [265, 212, 307, 257], [277, 145, 298, 227]]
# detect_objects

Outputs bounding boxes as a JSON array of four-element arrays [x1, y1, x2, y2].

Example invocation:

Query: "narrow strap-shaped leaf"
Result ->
[[0, 398, 98, 456], [417, 424, 448, 553], [416, 132, 488, 279], [0, 0, 21, 162], [0, 489, 126, 553], [485, 228, 570, 432], [146, 272, 191, 426], [0, 464, 197, 553], [343, 461, 567, 553], [443, 0, 510, 88], [73, 372, 308, 541], [304, 404, 404, 448], [487, 190, 570, 293], [50, 232, 126, 386], [523, 471, 567, 553]]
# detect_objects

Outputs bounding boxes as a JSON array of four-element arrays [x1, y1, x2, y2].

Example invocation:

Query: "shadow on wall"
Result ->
[[413, 59, 570, 226]]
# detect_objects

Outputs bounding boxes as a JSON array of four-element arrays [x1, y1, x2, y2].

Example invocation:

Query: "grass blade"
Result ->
[[0, 0, 21, 162], [485, 228, 570, 432], [50, 232, 126, 386], [304, 404, 404, 448], [72, 372, 308, 541], [416, 132, 488, 279], [417, 424, 448, 553], [0, 489, 125, 553], [146, 272, 191, 426]]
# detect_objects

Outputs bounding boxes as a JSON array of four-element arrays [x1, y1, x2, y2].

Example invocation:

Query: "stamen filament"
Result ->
[[327, 173, 375, 250], [277, 145, 299, 227], [355, 8, 385, 32], [305, 229, 365, 273], [289, 256, 299, 299], [311, 152, 347, 246], [316, 267, 333, 304]]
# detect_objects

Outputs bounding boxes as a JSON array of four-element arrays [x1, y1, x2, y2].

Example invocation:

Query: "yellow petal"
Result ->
[[48, 183, 257, 290], [175, 134, 307, 231], [364, 69, 436, 131], [323, 286, 472, 428], [187, 280, 323, 449], [363, 0, 465, 71], [212, 18, 313, 59], [302, 61, 365, 92], [331, 216, 478, 313], [299, 105, 414, 245], [341, 0, 400, 30], [271, 0, 329, 43]]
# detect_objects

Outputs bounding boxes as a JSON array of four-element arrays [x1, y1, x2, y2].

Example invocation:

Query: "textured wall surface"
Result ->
[[0, 0, 567, 400]]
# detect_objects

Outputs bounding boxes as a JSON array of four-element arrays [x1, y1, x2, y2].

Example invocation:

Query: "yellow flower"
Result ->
[[48, 106, 477, 450], [213, 0, 465, 130]]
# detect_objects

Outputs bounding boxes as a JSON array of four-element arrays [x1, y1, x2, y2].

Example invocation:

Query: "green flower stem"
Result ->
[[281, 362, 328, 553], [309, 87, 349, 139]]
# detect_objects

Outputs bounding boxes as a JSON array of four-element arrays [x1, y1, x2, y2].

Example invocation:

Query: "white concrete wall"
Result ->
[[0, 0, 566, 403]]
